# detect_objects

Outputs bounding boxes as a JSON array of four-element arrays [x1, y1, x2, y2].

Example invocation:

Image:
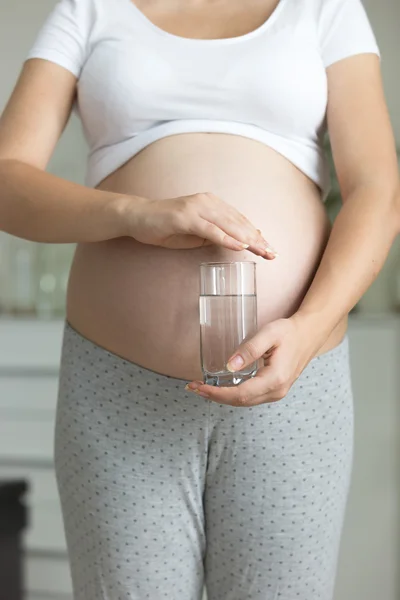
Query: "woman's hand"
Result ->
[[186, 314, 325, 407], [125, 192, 278, 259]]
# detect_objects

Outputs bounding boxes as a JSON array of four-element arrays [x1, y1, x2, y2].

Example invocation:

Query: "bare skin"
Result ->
[[1, 0, 396, 393], [131, 0, 283, 39], [68, 134, 347, 380], [67, 0, 347, 380]]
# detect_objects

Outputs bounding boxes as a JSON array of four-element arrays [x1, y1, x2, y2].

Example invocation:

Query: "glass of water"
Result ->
[[199, 261, 258, 387]]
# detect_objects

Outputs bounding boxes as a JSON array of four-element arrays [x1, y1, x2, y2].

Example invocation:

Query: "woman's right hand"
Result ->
[[125, 192, 278, 259]]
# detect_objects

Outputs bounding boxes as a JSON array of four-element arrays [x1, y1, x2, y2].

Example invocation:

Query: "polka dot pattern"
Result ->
[[55, 324, 353, 600]]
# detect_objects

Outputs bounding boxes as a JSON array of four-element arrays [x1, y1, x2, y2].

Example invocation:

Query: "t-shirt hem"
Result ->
[[324, 48, 381, 69], [84, 123, 331, 200], [26, 49, 81, 78]]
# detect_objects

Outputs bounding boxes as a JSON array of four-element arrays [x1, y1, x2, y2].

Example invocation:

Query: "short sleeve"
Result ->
[[318, 0, 380, 68], [26, 0, 92, 78]]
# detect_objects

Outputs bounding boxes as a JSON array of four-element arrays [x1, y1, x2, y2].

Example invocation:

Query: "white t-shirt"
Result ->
[[26, 0, 380, 197]]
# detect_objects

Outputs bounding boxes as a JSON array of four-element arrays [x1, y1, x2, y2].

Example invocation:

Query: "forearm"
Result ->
[[296, 184, 400, 341], [0, 159, 139, 243]]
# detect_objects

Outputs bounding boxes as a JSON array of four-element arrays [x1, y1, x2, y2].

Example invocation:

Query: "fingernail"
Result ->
[[266, 245, 279, 256], [185, 382, 202, 391], [227, 355, 244, 372], [241, 243, 250, 249]]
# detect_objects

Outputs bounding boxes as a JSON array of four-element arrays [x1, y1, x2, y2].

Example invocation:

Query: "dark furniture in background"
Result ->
[[0, 480, 28, 600]]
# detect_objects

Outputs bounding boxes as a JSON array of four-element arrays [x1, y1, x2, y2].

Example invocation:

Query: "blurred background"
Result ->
[[0, 1, 399, 599]]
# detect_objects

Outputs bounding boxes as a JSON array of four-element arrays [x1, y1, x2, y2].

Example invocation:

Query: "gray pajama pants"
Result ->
[[56, 323, 354, 600]]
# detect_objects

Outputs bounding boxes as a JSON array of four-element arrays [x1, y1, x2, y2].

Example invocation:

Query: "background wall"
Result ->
[[359, 0, 400, 314], [0, 0, 399, 181], [1, 0, 400, 314], [0, 0, 88, 185], [363, 0, 400, 143], [0, 2, 399, 600]]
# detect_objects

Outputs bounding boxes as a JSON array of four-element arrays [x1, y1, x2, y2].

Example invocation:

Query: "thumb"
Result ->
[[226, 327, 274, 373]]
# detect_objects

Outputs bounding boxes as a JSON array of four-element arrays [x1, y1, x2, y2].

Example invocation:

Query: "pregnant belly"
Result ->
[[67, 133, 341, 381]]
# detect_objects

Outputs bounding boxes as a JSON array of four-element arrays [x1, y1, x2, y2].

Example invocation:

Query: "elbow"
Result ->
[[0, 158, 21, 189], [0, 157, 24, 175], [367, 177, 400, 238], [0, 159, 25, 233], [0, 157, 34, 195], [344, 177, 400, 239], [0, 158, 9, 183]]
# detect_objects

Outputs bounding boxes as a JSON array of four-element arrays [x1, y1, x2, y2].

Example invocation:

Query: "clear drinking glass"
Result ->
[[199, 261, 258, 387]]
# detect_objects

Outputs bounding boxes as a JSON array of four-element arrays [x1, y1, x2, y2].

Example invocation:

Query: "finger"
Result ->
[[198, 194, 266, 245], [254, 228, 279, 259], [196, 196, 279, 258], [190, 366, 278, 407], [209, 213, 278, 258], [195, 219, 255, 251], [248, 240, 279, 260], [262, 347, 275, 364], [185, 380, 204, 391], [226, 327, 277, 373], [224, 215, 279, 258], [190, 220, 254, 252], [197, 221, 278, 259]]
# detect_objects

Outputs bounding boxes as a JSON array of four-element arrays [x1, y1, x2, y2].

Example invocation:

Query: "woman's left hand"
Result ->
[[186, 314, 325, 407]]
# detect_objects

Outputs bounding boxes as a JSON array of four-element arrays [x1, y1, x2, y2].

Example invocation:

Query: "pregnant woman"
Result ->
[[0, 0, 398, 598]]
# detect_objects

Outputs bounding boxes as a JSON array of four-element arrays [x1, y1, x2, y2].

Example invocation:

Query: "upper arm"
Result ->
[[0, 0, 92, 170], [326, 55, 398, 200], [317, 0, 398, 199], [0, 59, 77, 169]]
